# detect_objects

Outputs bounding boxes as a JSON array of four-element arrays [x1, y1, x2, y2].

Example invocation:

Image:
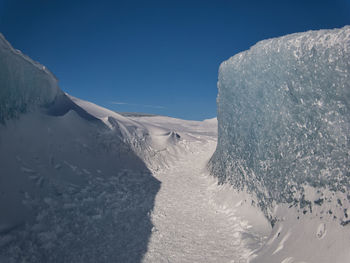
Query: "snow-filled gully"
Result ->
[[143, 137, 265, 263], [1, 27, 350, 262]]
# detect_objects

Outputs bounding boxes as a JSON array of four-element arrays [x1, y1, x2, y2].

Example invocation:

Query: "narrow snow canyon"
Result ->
[[1, 26, 350, 263]]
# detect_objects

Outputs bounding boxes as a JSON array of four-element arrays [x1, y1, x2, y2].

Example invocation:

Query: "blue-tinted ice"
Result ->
[[210, 26, 350, 220]]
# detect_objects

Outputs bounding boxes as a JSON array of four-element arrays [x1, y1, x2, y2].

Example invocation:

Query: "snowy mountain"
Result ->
[[210, 26, 350, 262]]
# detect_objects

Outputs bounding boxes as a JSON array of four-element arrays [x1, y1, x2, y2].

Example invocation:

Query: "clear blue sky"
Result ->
[[1, 0, 349, 120]]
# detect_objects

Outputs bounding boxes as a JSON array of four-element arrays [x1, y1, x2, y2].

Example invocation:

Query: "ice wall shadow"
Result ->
[[0, 110, 160, 263]]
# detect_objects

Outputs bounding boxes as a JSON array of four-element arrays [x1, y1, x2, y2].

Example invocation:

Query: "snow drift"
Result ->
[[209, 26, 350, 262], [0, 33, 161, 262], [0, 32, 219, 262]]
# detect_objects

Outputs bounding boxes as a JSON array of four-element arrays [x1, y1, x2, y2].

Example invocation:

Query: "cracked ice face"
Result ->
[[210, 26, 350, 218]]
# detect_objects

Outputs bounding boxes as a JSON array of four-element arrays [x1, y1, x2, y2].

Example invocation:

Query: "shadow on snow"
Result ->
[[0, 104, 160, 263]]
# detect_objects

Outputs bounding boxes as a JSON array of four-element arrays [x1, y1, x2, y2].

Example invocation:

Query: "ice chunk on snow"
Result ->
[[210, 26, 350, 219], [316, 223, 327, 239]]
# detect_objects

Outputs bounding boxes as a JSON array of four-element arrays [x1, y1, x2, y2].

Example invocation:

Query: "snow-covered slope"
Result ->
[[71, 94, 218, 170], [210, 26, 350, 262], [0, 33, 163, 262], [0, 32, 226, 263]]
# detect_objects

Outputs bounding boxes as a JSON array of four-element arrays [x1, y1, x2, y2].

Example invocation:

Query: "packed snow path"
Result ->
[[143, 138, 264, 263]]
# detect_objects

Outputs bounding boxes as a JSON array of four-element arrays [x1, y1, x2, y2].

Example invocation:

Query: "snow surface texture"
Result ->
[[0, 33, 61, 123], [0, 104, 269, 262], [210, 26, 350, 262], [0, 111, 160, 262], [210, 26, 350, 220], [141, 130, 270, 263]]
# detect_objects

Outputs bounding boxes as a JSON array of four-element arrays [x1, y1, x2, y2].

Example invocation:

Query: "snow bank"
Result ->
[[210, 26, 350, 220], [0, 34, 161, 262], [0, 34, 61, 122]]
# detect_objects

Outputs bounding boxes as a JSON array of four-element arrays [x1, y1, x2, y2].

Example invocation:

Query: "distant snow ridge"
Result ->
[[209, 26, 350, 222], [0, 34, 61, 122]]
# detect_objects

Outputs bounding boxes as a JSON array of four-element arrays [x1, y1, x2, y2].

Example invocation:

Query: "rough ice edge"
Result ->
[[0, 33, 58, 82], [210, 25, 350, 224], [0, 33, 62, 123], [220, 25, 350, 72]]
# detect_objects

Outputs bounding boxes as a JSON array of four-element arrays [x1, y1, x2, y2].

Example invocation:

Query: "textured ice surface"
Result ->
[[210, 26, 350, 221], [0, 33, 61, 122]]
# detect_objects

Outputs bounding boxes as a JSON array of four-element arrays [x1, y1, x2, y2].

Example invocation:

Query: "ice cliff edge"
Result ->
[[209, 26, 350, 223], [0, 33, 62, 122]]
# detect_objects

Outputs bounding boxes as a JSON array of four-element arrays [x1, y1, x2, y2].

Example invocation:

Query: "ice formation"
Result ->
[[0, 33, 160, 262], [0, 34, 61, 122], [209, 26, 350, 222]]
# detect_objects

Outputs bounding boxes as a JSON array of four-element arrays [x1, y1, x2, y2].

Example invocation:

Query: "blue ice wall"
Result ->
[[210, 26, 350, 219], [0, 33, 61, 122]]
